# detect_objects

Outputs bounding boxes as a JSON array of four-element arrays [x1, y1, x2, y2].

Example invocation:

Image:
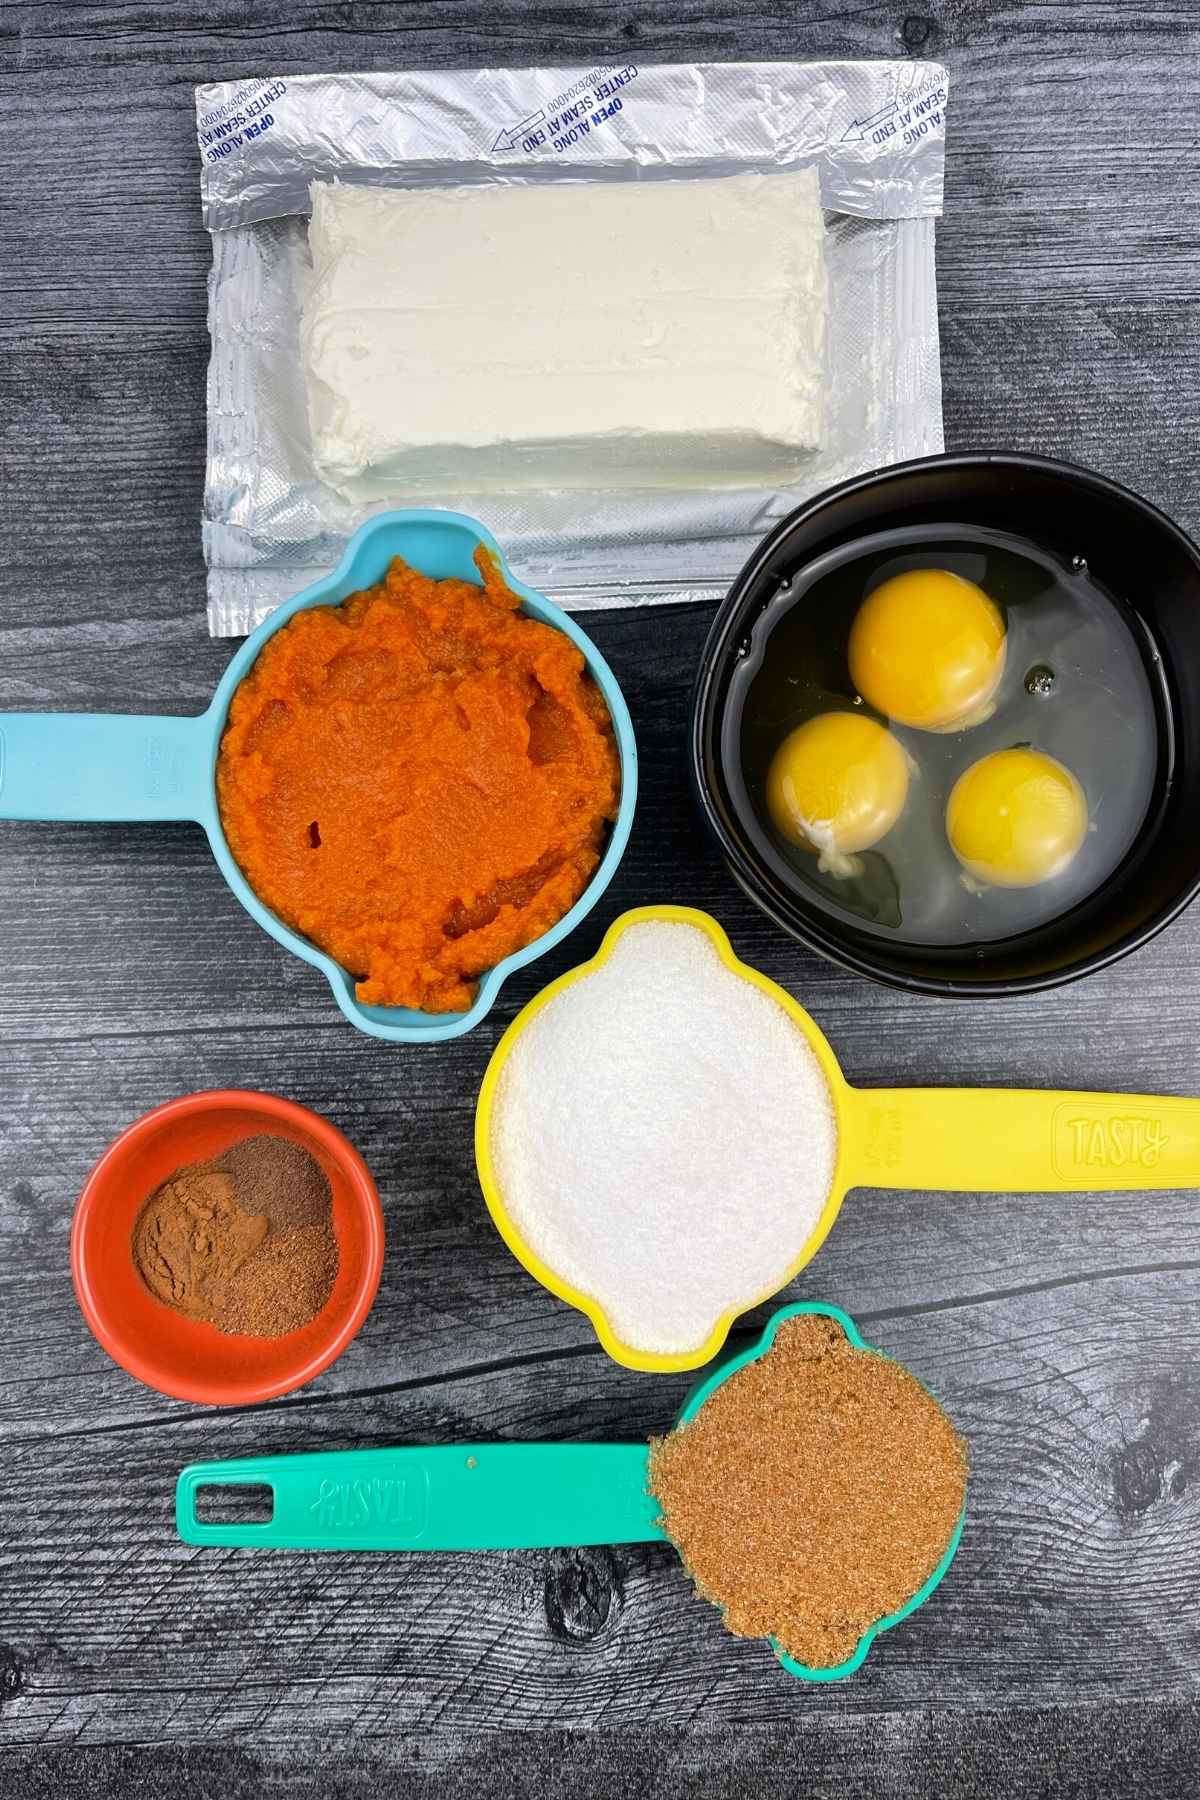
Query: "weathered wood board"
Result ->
[[3, 1, 1200, 1791]]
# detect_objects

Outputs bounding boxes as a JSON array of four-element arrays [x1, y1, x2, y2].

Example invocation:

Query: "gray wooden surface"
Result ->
[[4, 1, 1200, 1793]]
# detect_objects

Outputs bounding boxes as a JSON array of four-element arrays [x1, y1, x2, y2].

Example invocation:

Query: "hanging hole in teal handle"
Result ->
[[193, 1482, 275, 1527]]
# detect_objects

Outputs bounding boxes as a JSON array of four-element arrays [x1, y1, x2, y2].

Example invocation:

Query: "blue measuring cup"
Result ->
[[175, 1303, 964, 1681], [0, 511, 638, 1042]]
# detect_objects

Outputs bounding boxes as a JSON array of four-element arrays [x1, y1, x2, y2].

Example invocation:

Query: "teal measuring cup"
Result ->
[[0, 511, 637, 1043], [176, 1303, 964, 1681]]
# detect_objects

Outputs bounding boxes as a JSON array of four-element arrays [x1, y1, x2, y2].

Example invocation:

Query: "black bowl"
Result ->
[[691, 453, 1200, 996]]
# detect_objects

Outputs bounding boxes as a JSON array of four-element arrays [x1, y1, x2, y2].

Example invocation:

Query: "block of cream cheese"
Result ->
[[300, 170, 827, 498]]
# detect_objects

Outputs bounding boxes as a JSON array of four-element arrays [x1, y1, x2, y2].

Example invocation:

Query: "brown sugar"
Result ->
[[131, 1133, 338, 1339], [215, 549, 620, 1013], [647, 1314, 968, 1669]]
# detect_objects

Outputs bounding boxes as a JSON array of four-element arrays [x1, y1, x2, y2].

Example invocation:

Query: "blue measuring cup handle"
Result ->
[[0, 711, 214, 823]]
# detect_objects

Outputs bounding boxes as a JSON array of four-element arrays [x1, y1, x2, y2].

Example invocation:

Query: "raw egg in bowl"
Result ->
[[765, 711, 910, 871], [691, 454, 1196, 996], [848, 567, 1006, 733]]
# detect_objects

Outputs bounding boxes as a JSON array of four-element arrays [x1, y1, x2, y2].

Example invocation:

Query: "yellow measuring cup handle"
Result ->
[[842, 1087, 1200, 1192]]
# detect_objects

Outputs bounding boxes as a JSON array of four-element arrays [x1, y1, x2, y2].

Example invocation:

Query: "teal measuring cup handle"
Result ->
[[0, 712, 212, 822], [176, 1444, 665, 1551]]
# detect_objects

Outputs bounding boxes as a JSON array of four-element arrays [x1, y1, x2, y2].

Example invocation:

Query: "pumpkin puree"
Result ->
[[216, 552, 620, 1012]]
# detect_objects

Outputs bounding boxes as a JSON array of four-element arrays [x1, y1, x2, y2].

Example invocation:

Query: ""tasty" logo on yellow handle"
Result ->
[[1058, 1113, 1168, 1171]]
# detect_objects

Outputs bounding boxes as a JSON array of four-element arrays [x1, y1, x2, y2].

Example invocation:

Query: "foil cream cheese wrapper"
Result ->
[[196, 60, 948, 636]]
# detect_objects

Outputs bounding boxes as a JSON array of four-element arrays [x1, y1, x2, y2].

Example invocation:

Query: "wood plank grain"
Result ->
[[4, 0, 1200, 1778], [3, 592, 1200, 1731], [4, 1697, 1200, 1799], [2, 1271, 1200, 1740]]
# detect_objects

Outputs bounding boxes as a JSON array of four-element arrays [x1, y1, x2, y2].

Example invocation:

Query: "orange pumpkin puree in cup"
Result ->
[[216, 551, 620, 1013]]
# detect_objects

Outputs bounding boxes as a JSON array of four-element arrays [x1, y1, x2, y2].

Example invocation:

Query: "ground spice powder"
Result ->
[[132, 1134, 338, 1339], [648, 1315, 968, 1668]]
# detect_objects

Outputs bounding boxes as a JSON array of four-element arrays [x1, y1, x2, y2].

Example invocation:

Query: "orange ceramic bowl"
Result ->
[[71, 1090, 384, 1404]]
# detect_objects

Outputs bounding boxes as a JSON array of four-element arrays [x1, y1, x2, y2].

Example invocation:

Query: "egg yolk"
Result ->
[[848, 568, 1006, 732], [946, 748, 1088, 888], [766, 711, 909, 866]]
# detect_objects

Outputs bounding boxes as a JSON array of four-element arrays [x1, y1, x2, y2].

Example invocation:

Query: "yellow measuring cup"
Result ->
[[477, 905, 1200, 1373]]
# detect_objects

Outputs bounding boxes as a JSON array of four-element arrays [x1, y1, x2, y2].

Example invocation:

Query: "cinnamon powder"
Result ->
[[648, 1314, 968, 1668], [132, 1134, 338, 1338]]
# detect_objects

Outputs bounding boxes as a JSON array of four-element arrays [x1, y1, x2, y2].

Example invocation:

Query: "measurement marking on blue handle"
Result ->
[[142, 732, 191, 802]]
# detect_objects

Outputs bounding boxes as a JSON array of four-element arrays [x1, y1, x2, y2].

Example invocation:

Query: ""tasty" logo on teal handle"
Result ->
[[309, 1468, 431, 1537]]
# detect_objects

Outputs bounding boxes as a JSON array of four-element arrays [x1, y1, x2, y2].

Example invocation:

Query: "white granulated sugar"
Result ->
[[489, 920, 838, 1356]]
